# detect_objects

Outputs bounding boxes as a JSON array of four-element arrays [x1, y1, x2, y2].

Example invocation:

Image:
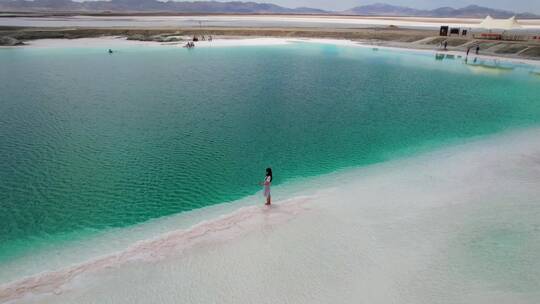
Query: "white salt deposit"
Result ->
[[21, 37, 540, 67], [2, 15, 540, 29]]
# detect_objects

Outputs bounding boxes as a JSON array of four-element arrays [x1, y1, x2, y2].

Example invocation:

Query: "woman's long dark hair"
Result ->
[[266, 167, 273, 182]]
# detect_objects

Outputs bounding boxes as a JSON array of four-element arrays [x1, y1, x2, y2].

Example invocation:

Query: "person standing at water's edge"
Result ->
[[259, 168, 272, 205]]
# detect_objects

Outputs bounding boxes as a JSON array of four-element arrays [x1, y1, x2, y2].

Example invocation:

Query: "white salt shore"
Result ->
[[21, 37, 540, 67], [2, 126, 540, 304], [23, 37, 293, 48], [2, 15, 540, 30]]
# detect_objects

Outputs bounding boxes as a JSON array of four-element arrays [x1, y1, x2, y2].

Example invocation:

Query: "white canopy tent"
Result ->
[[478, 16, 522, 30]]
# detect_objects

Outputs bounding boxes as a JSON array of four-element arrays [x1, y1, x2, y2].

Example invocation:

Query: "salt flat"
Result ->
[[2, 15, 540, 29]]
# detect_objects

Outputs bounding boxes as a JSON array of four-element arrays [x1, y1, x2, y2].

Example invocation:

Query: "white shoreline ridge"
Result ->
[[2, 15, 540, 29], [22, 36, 540, 67], [2, 126, 540, 304]]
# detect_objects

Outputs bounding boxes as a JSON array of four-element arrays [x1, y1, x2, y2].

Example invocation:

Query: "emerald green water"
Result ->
[[1, 42, 539, 264]]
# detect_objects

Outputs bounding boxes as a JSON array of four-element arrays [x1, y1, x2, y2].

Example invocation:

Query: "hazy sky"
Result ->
[[261, 0, 540, 13]]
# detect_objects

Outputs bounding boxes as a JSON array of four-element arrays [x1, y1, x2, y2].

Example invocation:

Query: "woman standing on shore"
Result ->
[[260, 168, 272, 206]]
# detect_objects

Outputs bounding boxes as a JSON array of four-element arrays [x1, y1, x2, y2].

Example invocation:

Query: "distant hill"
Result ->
[[0, 0, 328, 14], [342, 4, 539, 18], [342, 3, 428, 16], [0, 0, 538, 18]]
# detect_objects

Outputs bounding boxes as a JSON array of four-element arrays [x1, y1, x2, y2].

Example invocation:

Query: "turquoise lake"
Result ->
[[1, 42, 540, 266]]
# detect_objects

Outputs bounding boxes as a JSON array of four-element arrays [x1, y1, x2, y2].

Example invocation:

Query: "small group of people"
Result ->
[[440, 41, 480, 57], [464, 45, 481, 63], [184, 35, 214, 48], [440, 40, 448, 50], [466, 45, 480, 56], [196, 35, 213, 41]]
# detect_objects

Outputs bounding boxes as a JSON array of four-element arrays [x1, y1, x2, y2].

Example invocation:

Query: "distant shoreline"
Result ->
[[2, 24, 540, 61]]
